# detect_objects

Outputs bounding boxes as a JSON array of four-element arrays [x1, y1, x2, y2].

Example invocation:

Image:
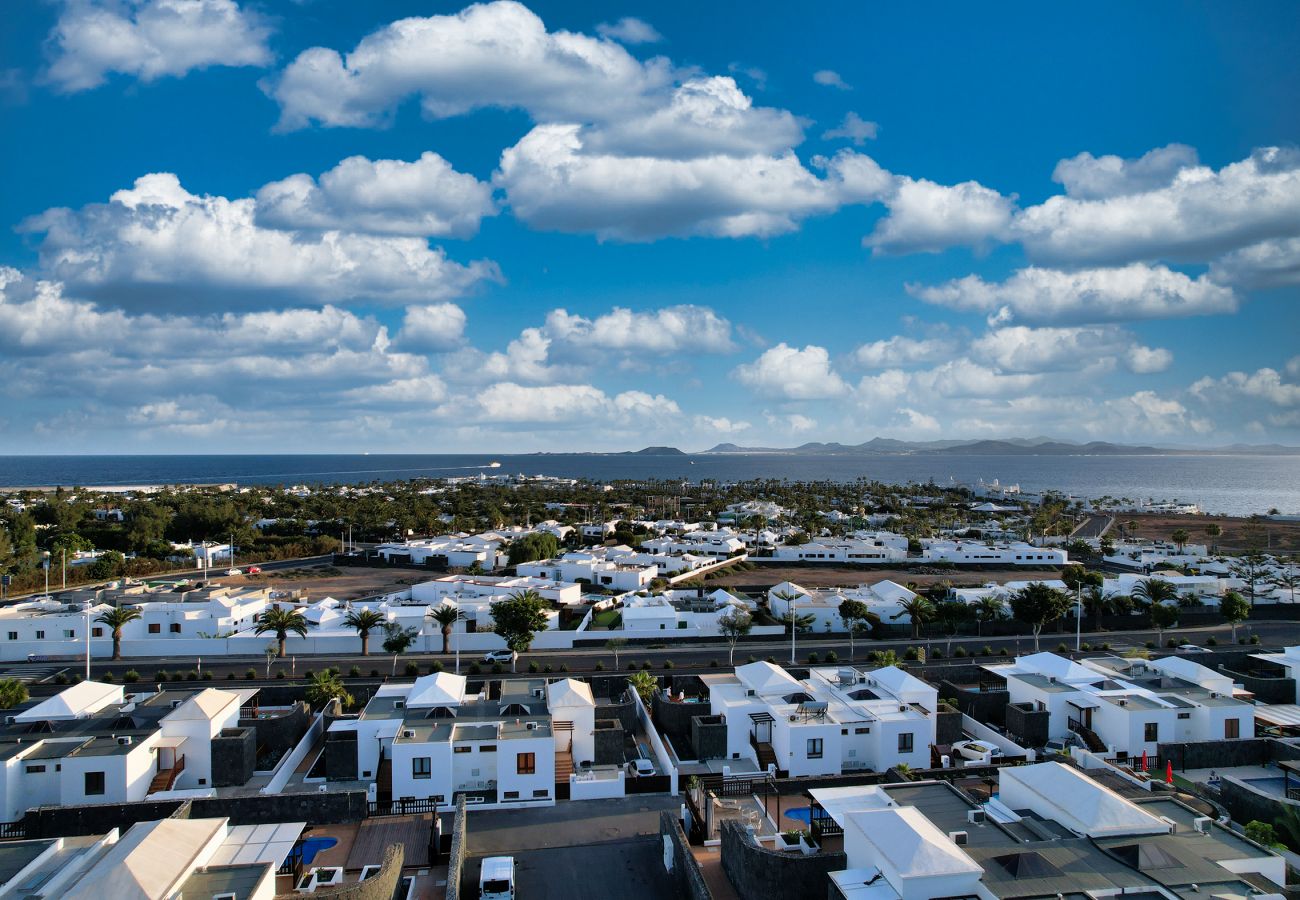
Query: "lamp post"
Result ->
[[84, 599, 92, 681], [789, 593, 797, 666], [41, 552, 49, 598]]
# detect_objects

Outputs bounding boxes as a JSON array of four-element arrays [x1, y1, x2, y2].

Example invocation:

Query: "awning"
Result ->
[[1067, 699, 1101, 709], [208, 822, 307, 867], [154, 736, 187, 748], [1254, 705, 1300, 728]]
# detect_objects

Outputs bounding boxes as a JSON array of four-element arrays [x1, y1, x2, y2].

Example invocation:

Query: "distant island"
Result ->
[[696, 437, 1300, 456]]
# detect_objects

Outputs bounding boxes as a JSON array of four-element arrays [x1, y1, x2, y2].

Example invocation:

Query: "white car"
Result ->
[[479, 856, 515, 900], [952, 740, 1002, 762], [628, 758, 655, 776], [1176, 643, 1210, 653], [482, 650, 518, 664], [225, 568, 242, 576]]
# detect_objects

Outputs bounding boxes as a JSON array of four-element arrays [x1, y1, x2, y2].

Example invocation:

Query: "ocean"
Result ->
[[1, 453, 1298, 517]]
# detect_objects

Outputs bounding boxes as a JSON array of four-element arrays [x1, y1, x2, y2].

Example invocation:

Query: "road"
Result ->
[[12, 617, 1293, 689]]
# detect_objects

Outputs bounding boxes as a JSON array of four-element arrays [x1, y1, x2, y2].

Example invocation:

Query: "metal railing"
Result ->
[[0, 821, 27, 841], [367, 797, 439, 817]]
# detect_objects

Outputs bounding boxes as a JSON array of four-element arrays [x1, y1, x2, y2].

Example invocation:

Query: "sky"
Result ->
[[1, 1, 1298, 454]]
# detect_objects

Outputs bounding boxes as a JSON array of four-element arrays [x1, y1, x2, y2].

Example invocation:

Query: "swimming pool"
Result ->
[[1243, 776, 1287, 796], [783, 807, 812, 825], [300, 836, 338, 865]]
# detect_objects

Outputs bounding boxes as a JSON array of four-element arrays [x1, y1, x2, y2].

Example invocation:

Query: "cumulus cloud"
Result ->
[[969, 325, 1172, 374], [1051, 143, 1199, 200], [765, 412, 818, 433], [852, 335, 955, 368], [255, 152, 497, 238], [813, 69, 851, 90], [1209, 236, 1300, 289], [543, 305, 735, 353], [910, 264, 1238, 324], [822, 112, 877, 146], [1190, 368, 1300, 407], [733, 343, 849, 399], [1015, 147, 1300, 266], [865, 176, 1016, 254], [20, 173, 500, 308], [694, 415, 751, 434], [45, 0, 273, 93], [395, 304, 468, 352], [471, 383, 680, 424], [595, 16, 662, 44], [266, 1, 672, 130]]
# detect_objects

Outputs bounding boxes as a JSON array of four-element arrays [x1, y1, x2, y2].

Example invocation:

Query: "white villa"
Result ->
[[766, 580, 919, 632]]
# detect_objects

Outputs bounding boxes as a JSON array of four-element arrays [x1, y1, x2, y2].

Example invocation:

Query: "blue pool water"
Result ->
[[783, 807, 812, 825], [1244, 776, 1287, 795], [300, 836, 338, 865]]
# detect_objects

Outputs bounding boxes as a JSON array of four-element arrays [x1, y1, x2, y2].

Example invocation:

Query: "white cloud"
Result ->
[[822, 112, 877, 146], [1287, 357, 1300, 378], [443, 328, 561, 385], [20, 173, 500, 307], [471, 382, 679, 424], [45, 0, 272, 93], [733, 343, 849, 399], [266, 1, 672, 130], [595, 16, 662, 44], [694, 415, 750, 434], [764, 412, 818, 434], [396, 304, 468, 352], [350, 374, 449, 404], [866, 176, 1016, 254], [853, 335, 955, 368], [1015, 147, 1300, 266], [813, 69, 851, 90], [911, 358, 1040, 398], [910, 264, 1238, 324], [1209, 236, 1300, 289], [970, 326, 1172, 374], [1190, 368, 1300, 407], [543, 305, 734, 353], [1051, 143, 1199, 199], [255, 152, 497, 238]]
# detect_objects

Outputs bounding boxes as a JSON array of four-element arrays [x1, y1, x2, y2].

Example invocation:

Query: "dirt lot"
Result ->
[[704, 563, 1062, 591], [1125, 513, 1300, 554], [225, 565, 419, 602]]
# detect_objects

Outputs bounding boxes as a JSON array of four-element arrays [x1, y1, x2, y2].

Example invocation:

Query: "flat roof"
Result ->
[[178, 864, 271, 900]]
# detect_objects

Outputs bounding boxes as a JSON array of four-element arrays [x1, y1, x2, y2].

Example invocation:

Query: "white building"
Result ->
[[771, 537, 907, 564], [700, 662, 936, 777], [766, 580, 918, 632], [920, 539, 1067, 565], [985, 652, 1253, 756], [617, 590, 757, 636]]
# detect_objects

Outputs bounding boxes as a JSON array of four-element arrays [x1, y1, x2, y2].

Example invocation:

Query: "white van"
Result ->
[[479, 856, 515, 900]]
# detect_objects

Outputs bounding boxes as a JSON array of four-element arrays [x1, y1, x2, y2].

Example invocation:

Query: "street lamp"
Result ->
[[789, 593, 797, 666], [84, 599, 92, 681]]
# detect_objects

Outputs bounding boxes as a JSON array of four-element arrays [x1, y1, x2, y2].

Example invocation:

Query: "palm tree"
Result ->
[[428, 604, 464, 654], [973, 595, 1005, 636], [254, 607, 312, 658], [95, 606, 142, 660], [305, 671, 353, 710], [0, 678, 29, 710], [895, 596, 935, 640], [1082, 584, 1111, 631], [1204, 523, 1222, 554], [1171, 528, 1190, 554], [343, 608, 386, 656], [1131, 578, 1179, 610], [778, 610, 816, 634]]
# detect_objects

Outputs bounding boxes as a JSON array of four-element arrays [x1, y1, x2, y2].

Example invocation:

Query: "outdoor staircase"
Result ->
[[555, 751, 574, 783], [148, 755, 184, 794], [1069, 720, 1108, 754], [753, 741, 778, 771]]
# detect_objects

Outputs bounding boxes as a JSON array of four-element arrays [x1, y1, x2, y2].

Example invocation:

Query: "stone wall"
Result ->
[[310, 844, 404, 899], [240, 700, 311, 756], [596, 694, 637, 733], [1158, 738, 1300, 772], [720, 819, 845, 900], [446, 797, 469, 900], [1218, 664, 1295, 705], [1005, 702, 1049, 748], [594, 719, 625, 766], [325, 729, 359, 781], [935, 706, 964, 745], [691, 715, 729, 761], [212, 726, 257, 787], [938, 679, 1008, 726], [652, 691, 699, 742], [660, 811, 711, 900]]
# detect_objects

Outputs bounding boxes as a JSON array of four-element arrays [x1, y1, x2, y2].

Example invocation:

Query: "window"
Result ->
[[453, 746, 471, 754], [84, 771, 105, 796], [63, 630, 75, 639], [854, 727, 870, 735], [91, 627, 103, 637], [532, 789, 549, 798], [1144, 723, 1159, 742], [807, 739, 824, 759], [503, 791, 520, 800], [35, 631, 44, 640], [1177, 712, 1190, 720], [480, 744, 496, 753], [25, 764, 45, 773], [6, 632, 15, 641], [169, 623, 182, 633], [412, 758, 431, 779], [1225, 719, 1240, 739], [517, 753, 536, 775], [898, 733, 914, 753], [148, 623, 161, 634]]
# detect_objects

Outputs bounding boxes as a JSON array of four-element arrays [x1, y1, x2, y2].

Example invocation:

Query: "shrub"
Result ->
[[492, 663, 503, 674], [227, 672, 236, 680], [156, 669, 170, 682], [931, 649, 943, 659], [1101, 642, 1112, 650], [528, 661, 540, 673], [765, 656, 777, 665], [999, 647, 1010, 656], [404, 662, 420, 676], [186, 670, 199, 681], [277, 670, 286, 679], [1250, 635, 1261, 644], [100, 672, 115, 683], [428, 661, 444, 674], [825, 651, 838, 663], [594, 661, 605, 671], [807, 652, 820, 664], [663, 660, 674, 670], [642, 661, 653, 670], [1080, 642, 1091, 651], [469, 663, 483, 675], [747, 655, 757, 664], [369, 669, 380, 678], [55, 673, 69, 685], [904, 647, 919, 661], [1056, 642, 1068, 653], [541, 664, 552, 673], [245, 668, 256, 680], [350, 666, 361, 677], [1145, 641, 1155, 649], [202, 670, 213, 680], [953, 646, 968, 658], [123, 669, 140, 683], [627, 662, 638, 670], [302, 670, 314, 680], [981, 645, 993, 656], [1206, 636, 1218, 646], [1166, 638, 1178, 648], [560, 663, 569, 672], [708, 659, 719, 667], [1239, 637, 1247, 645]]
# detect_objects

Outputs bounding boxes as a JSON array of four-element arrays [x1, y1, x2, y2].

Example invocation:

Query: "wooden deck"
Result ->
[[346, 814, 435, 870]]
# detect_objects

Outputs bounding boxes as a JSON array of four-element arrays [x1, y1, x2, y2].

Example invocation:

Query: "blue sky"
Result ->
[[1, 0, 1297, 452]]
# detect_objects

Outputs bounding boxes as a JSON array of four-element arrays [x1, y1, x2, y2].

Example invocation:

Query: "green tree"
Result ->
[[1009, 583, 1072, 651], [95, 605, 143, 660], [87, 551, 127, 580], [1131, 578, 1179, 610], [605, 637, 627, 669], [381, 623, 420, 675], [934, 600, 973, 653], [1061, 564, 1102, 593], [428, 604, 464, 654], [1244, 820, 1284, 850], [491, 590, 550, 656], [0, 678, 29, 709], [254, 607, 312, 657], [895, 596, 935, 641], [1170, 528, 1190, 553], [305, 671, 353, 710], [1082, 584, 1112, 631], [1149, 602, 1178, 644], [343, 608, 386, 656], [717, 608, 753, 666], [1272, 562, 1298, 604], [778, 609, 816, 634], [1220, 590, 1250, 642], [1231, 550, 1270, 608], [627, 670, 658, 704], [973, 594, 1006, 637], [837, 598, 879, 660], [506, 532, 560, 566], [124, 501, 172, 550], [1204, 523, 1222, 554]]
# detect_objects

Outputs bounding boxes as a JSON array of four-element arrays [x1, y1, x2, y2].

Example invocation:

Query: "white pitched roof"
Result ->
[[735, 661, 803, 695], [163, 688, 241, 722], [406, 671, 467, 708], [547, 678, 595, 708], [62, 817, 227, 900], [870, 580, 916, 604], [808, 785, 895, 826], [14, 681, 123, 722], [845, 806, 982, 879], [867, 665, 930, 698], [1007, 651, 1098, 682], [999, 763, 1169, 837]]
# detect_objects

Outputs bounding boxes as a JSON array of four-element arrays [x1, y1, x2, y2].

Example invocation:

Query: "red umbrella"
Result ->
[[1141, 750, 1149, 772], [1166, 761, 1174, 785]]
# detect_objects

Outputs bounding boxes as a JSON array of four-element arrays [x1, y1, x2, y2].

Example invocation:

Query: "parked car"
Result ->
[[951, 740, 1002, 762], [628, 758, 655, 776], [225, 568, 242, 576], [479, 856, 515, 900], [1044, 736, 1077, 755], [483, 649, 518, 664], [246, 566, 262, 575], [1176, 643, 1210, 653]]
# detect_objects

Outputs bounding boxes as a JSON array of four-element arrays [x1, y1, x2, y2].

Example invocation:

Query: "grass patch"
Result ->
[[591, 609, 622, 628]]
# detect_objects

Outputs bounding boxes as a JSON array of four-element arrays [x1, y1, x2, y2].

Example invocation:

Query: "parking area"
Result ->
[[459, 796, 679, 900]]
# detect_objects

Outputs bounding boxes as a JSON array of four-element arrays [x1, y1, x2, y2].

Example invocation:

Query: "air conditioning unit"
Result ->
[[789, 715, 799, 722], [1193, 816, 1212, 834], [4, 716, 15, 725], [403, 730, 415, 738], [746, 690, 756, 697], [948, 830, 968, 845], [526, 722, 537, 730], [968, 809, 986, 825], [394, 701, 404, 709], [1159, 815, 1178, 834], [117, 736, 132, 746], [1118, 699, 1128, 707]]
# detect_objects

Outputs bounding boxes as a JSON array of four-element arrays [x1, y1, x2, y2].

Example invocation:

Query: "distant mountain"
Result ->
[[624, 446, 687, 455], [699, 437, 1300, 456]]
